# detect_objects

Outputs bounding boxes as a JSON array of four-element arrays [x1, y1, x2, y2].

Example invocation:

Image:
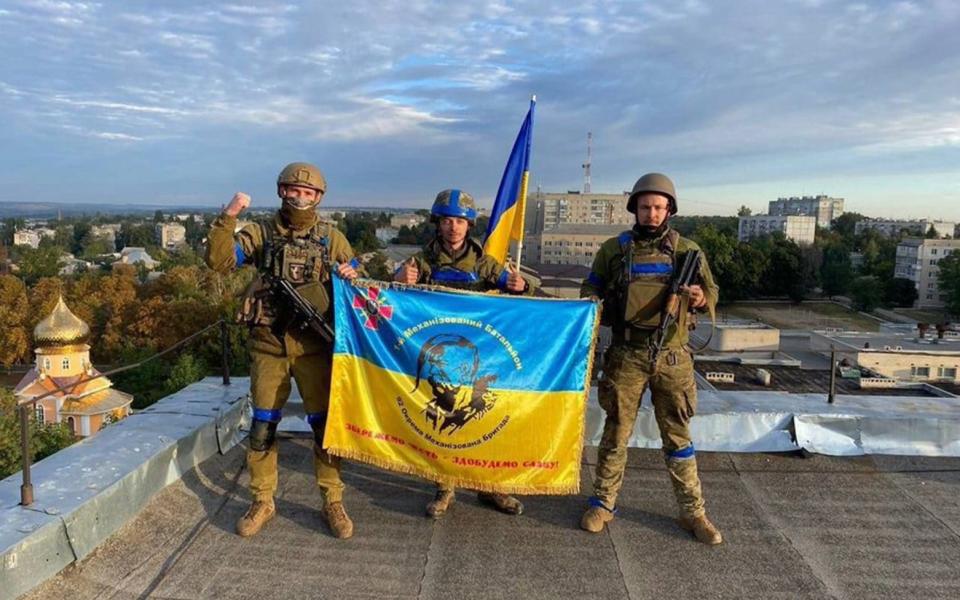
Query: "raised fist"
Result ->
[[225, 192, 251, 217]]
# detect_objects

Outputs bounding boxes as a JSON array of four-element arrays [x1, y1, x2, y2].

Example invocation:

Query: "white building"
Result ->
[[90, 224, 122, 246], [810, 330, 960, 384], [855, 219, 955, 239], [13, 230, 41, 248], [738, 215, 817, 245], [768, 195, 844, 228], [155, 223, 186, 250], [523, 224, 624, 266], [527, 191, 633, 233], [894, 238, 960, 309], [113, 247, 158, 270], [375, 227, 399, 244], [389, 214, 426, 229]]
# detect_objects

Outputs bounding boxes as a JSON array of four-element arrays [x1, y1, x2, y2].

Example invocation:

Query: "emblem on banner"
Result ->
[[412, 334, 499, 435], [352, 286, 394, 331]]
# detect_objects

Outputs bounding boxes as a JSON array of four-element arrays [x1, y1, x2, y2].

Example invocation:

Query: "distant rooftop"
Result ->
[[695, 360, 942, 396]]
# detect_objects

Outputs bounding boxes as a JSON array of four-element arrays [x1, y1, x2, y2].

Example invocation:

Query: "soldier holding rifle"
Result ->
[[579, 173, 723, 544], [206, 162, 361, 539]]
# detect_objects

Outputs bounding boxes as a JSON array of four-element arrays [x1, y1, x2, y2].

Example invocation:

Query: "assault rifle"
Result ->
[[267, 274, 336, 344], [649, 249, 702, 366]]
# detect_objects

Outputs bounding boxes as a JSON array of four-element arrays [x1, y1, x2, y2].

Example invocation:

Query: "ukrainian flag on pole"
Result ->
[[483, 96, 535, 264]]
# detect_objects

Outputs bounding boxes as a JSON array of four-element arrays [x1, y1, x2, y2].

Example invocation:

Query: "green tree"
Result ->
[[163, 353, 207, 396], [754, 233, 811, 302], [338, 213, 382, 253], [0, 389, 77, 479], [820, 244, 853, 296], [395, 225, 418, 245], [737, 205, 752, 216], [884, 277, 919, 308], [362, 251, 392, 280], [0, 275, 30, 367], [850, 275, 883, 312], [17, 246, 63, 284], [831, 212, 866, 241], [937, 251, 960, 316], [925, 225, 939, 239]]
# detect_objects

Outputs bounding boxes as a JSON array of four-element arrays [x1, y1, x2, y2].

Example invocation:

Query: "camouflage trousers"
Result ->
[[247, 343, 344, 504], [594, 343, 705, 517]]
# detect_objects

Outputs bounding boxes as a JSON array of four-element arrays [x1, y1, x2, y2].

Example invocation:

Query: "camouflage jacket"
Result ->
[[580, 227, 718, 348], [406, 237, 535, 295], [206, 211, 361, 355]]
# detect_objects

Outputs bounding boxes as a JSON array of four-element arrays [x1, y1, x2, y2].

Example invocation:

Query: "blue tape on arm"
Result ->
[[234, 243, 247, 266], [497, 269, 510, 288]]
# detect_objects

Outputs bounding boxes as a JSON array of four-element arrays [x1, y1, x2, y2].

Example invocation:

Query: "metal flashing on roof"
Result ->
[[0, 378, 249, 600]]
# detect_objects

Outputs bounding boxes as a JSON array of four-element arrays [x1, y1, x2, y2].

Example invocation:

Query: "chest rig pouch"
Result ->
[[427, 240, 485, 291], [273, 222, 333, 314], [237, 221, 333, 328], [620, 230, 684, 330]]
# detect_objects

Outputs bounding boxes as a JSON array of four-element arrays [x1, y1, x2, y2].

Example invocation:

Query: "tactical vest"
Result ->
[[425, 239, 486, 291], [618, 229, 689, 330], [237, 219, 334, 328]]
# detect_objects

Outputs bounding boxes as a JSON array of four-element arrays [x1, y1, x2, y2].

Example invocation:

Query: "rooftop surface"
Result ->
[[695, 361, 942, 397], [23, 439, 960, 600]]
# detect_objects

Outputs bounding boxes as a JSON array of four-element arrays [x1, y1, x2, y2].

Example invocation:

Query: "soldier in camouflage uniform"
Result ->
[[579, 173, 723, 545], [394, 188, 534, 519], [206, 162, 361, 539]]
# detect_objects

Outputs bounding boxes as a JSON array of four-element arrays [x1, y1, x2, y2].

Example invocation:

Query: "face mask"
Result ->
[[633, 221, 668, 240], [280, 200, 316, 229]]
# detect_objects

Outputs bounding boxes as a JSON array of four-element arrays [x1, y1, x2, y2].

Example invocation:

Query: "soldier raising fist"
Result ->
[[224, 192, 251, 217]]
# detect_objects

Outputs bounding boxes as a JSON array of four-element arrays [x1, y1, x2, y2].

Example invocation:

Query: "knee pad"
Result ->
[[307, 412, 327, 446], [249, 418, 279, 452]]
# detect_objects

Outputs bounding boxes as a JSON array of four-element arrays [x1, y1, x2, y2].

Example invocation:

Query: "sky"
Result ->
[[0, 0, 958, 219]]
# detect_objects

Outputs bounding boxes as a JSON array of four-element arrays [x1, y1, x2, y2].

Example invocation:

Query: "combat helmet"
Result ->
[[277, 162, 327, 195], [430, 189, 477, 225], [626, 173, 677, 215]]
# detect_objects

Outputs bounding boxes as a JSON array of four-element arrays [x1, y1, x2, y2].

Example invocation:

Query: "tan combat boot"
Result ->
[[236, 499, 276, 537], [426, 489, 456, 519], [322, 501, 354, 539], [677, 513, 723, 545], [580, 499, 616, 533], [478, 492, 524, 515]]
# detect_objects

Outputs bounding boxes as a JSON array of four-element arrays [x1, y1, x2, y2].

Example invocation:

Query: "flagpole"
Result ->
[[513, 94, 535, 273]]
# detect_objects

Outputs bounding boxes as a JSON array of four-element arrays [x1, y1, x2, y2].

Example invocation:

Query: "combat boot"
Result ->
[[236, 499, 276, 537], [677, 513, 723, 545], [426, 489, 456, 519], [478, 492, 524, 515], [580, 499, 616, 533], [322, 501, 354, 539]]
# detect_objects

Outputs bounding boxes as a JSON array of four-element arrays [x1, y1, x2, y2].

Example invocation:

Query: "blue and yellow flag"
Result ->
[[482, 97, 535, 264], [325, 276, 599, 495]]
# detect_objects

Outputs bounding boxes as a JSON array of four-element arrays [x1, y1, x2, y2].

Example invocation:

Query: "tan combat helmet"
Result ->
[[277, 162, 327, 196], [626, 172, 677, 215], [430, 189, 477, 225]]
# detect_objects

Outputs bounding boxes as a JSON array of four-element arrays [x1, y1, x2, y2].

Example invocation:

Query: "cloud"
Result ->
[[1, 0, 959, 216]]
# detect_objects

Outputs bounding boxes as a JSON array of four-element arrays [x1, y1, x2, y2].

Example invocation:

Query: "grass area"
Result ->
[[719, 301, 882, 332], [892, 308, 952, 324]]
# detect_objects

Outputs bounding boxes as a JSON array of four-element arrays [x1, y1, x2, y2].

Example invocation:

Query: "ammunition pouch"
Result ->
[[624, 279, 670, 329], [236, 277, 277, 328], [295, 280, 331, 316]]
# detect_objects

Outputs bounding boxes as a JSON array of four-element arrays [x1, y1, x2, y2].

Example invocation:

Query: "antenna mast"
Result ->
[[582, 132, 592, 194]]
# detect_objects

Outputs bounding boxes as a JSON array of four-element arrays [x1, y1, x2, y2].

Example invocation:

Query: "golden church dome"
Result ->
[[33, 296, 90, 347]]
